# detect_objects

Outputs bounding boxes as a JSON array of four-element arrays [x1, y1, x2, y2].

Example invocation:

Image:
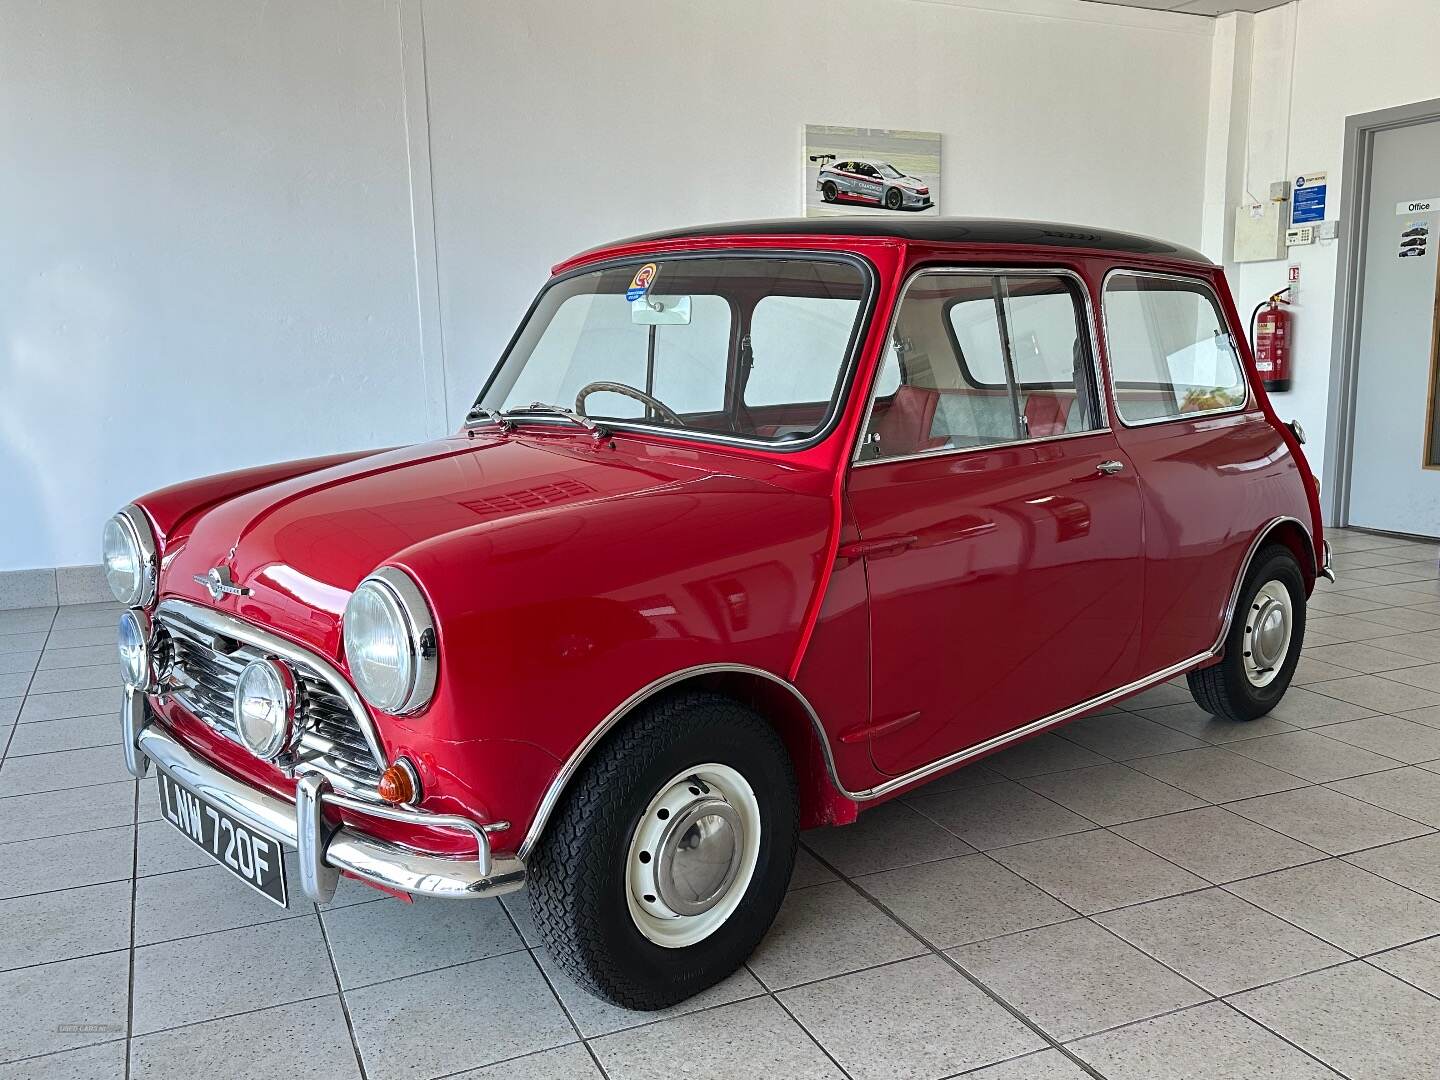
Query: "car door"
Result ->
[[852, 162, 884, 204], [848, 267, 1145, 778], [1100, 269, 1279, 674]]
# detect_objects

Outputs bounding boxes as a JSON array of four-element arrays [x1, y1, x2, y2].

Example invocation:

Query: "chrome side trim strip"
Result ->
[[157, 598, 387, 770], [850, 652, 1212, 799], [135, 721, 524, 902]]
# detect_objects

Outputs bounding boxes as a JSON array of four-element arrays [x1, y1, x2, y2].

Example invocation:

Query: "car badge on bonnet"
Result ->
[[194, 566, 251, 600]]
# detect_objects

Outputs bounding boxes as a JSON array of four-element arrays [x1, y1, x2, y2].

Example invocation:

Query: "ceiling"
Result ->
[[1081, 0, 1293, 14]]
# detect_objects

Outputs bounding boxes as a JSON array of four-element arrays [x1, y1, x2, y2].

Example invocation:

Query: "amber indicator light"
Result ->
[[378, 762, 417, 804]]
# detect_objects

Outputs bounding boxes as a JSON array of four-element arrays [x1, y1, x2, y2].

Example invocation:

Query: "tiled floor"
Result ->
[[4, 528, 1440, 1078]]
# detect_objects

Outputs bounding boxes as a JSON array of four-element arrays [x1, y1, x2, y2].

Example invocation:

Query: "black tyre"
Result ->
[[1188, 544, 1307, 721], [528, 690, 798, 1009], [821, 180, 838, 202], [884, 186, 903, 210]]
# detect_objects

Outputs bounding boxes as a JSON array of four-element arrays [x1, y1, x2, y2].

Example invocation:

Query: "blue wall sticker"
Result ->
[[1292, 173, 1327, 225]]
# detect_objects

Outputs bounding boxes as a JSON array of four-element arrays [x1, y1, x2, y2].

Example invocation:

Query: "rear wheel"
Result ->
[[1188, 544, 1306, 721], [529, 691, 798, 1009], [821, 180, 838, 202]]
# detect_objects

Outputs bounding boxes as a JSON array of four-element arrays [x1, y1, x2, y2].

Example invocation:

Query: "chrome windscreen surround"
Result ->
[[152, 598, 387, 800]]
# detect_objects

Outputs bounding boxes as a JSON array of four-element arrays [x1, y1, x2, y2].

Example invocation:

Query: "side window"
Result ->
[[861, 272, 1100, 461], [1103, 273, 1247, 424]]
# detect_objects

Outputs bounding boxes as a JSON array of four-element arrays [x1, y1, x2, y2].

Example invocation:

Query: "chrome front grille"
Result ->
[[154, 603, 384, 798]]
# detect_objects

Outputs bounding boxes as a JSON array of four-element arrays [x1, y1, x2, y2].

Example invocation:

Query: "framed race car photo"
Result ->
[[804, 123, 940, 217]]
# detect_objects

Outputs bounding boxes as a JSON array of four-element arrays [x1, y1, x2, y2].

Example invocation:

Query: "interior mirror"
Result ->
[[631, 295, 692, 325]]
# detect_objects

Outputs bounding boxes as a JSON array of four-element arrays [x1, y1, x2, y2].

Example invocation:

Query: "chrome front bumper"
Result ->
[[121, 690, 525, 903]]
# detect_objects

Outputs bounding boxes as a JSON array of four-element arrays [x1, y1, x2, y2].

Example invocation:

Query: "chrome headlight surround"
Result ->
[[102, 505, 158, 607], [342, 567, 437, 716], [234, 657, 298, 761], [117, 608, 156, 691]]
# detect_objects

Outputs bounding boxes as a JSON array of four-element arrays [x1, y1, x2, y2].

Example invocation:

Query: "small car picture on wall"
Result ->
[[805, 124, 939, 216]]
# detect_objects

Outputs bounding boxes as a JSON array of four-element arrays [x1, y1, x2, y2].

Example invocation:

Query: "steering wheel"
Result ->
[[575, 381, 685, 427]]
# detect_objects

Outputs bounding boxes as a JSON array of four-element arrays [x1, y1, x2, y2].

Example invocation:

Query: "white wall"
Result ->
[[1, 0, 1215, 572], [1215, 0, 1440, 499], [0, 0, 433, 571], [422, 0, 1215, 420]]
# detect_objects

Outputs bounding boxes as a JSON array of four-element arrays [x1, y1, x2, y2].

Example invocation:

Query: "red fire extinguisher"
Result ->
[[1252, 288, 1293, 393]]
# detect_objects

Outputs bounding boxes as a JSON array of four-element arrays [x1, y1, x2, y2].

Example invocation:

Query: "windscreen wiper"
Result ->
[[503, 402, 609, 437], [465, 405, 514, 431]]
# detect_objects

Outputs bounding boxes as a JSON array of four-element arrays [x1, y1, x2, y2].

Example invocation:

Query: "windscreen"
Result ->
[[478, 256, 870, 445]]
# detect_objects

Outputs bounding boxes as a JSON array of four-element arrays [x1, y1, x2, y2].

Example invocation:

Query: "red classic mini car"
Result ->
[[110, 218, 1330, 1010]]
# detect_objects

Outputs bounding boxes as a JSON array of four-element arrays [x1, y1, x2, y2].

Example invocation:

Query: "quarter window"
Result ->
[[1103, 274, 1247, 424], [860, 272, 1101, 461]]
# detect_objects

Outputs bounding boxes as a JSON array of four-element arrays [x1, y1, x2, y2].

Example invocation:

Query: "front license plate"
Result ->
[[155, 770, 288, 906]]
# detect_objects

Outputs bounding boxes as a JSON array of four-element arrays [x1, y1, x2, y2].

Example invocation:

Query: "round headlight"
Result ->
[[117, 609, 154, 690], [234, 658, 296, 761], [343, 568, 437, 715], [102, 507, 157, 607]]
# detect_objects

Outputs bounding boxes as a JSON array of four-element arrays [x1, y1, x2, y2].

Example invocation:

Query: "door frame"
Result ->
[[1325, 96, 1440, 526]]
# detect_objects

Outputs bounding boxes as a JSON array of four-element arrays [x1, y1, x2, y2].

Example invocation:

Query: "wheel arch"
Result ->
[[1210, 515, 1317, 660], [516, 664, 855, 860]]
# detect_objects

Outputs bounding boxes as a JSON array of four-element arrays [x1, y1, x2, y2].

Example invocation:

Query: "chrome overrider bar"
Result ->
[[1319, 538, 1335, 583], [121, 688, 525, 903]]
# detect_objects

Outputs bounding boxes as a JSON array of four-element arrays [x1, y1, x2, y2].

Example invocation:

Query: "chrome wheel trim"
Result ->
[[1243, 579, 1293, 688], [625, 763, 761, 949]]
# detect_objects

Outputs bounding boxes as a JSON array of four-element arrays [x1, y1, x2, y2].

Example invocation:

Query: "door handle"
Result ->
[[837, 535, 918, 560], [1095, 460, 1126, 476]]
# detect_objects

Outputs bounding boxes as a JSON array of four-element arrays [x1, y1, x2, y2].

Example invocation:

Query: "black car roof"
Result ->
[[593, 217, 1212, 265]]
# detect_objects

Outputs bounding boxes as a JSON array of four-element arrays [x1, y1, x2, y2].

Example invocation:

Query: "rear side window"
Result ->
[[1103, 273, 1247, 424], [859, 271, 1102, 461]]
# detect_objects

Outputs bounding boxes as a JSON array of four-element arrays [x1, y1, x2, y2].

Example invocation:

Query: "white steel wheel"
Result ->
[[625, 763, 762, 949], [1243, 579, 1294, 688]]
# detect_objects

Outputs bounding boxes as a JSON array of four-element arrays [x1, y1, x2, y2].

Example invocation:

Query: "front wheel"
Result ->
[[1188, 544, 1307, 721], [529, 691, 798, 1009], [884, 186, 904, 210]]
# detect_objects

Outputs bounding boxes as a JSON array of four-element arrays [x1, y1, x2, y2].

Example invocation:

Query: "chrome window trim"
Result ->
[[849, 266, 1111, 468], [1099, 267, 1252, 429], [469, 248, 879, 455], [156, 598, 387, 769], [520, 515, 1319, 851], [853, 427, 1117, 470], [347, 567, 439, 717]]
